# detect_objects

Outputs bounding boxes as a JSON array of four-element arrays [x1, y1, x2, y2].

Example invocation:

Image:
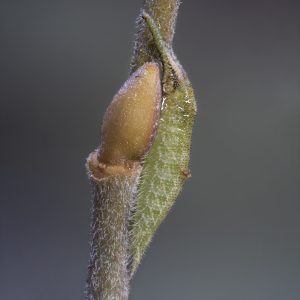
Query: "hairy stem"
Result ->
[[131, 0, 180, 72], [85, 155, 141, 300], [85, 60, 161, 299]]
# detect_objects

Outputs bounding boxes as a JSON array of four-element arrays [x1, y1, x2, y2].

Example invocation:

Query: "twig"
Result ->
[[85, 1, 196, 299]]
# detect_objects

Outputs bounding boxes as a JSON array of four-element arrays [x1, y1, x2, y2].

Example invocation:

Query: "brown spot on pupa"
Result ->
[[181, 168, 191, 181]]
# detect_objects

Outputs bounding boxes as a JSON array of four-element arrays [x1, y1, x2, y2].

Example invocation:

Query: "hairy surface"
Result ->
[[131, 0, 180, 72], [86, 173, 140, 300]]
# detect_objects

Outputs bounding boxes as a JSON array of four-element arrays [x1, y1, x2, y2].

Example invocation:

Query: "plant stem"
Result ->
[[85, 154, 141, 300], [131, 0, 180, 72]]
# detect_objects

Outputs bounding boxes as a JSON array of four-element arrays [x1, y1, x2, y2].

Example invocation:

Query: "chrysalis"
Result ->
[[128, 12, 197, 275]]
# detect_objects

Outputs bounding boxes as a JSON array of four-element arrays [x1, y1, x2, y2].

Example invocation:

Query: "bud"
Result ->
[[98, 62, 161, 165]]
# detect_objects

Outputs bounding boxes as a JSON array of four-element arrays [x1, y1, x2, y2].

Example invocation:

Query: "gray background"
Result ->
[[1, 0, 300, 299]]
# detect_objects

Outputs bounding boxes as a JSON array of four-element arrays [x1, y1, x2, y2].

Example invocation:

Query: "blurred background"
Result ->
[[1, 0, 300, 299]]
